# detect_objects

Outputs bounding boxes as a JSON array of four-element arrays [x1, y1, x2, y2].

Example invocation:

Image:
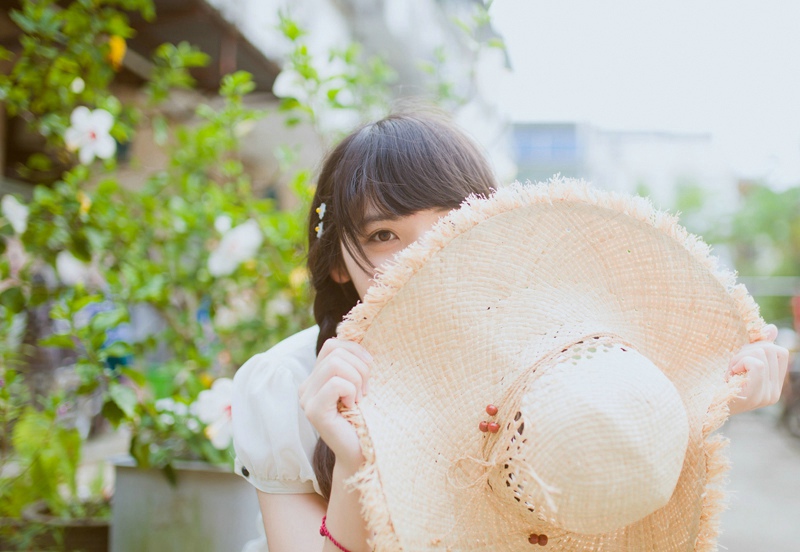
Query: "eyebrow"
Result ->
[[361, 213, 401, 226]]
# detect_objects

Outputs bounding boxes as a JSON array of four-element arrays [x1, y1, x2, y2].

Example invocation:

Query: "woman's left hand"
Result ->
[[727, 324, 790, 416]]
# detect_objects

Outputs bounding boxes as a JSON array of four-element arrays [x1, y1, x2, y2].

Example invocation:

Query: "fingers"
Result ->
[[314, 376, 359, 411], [729, 355, 765, 378], [299, 338, 372, 412], [734, 356, 768, 408], [728, 343, 768, 374], [301, 358, 365, 409], [302, 376, 364, 467], [766, 344, 789, 404], [777, 345, 790, 383], [297, 338, 373, 466], [300, 375, 359, 424], [752, 323, 778, 343], [314, 348, 369, 395], [333, 347, 370, 397], [318, 337, 373, 365], [725, 330, 790, 415], [763, 324, 779, 342]]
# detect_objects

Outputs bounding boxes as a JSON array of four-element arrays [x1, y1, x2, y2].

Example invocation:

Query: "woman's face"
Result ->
[[333, 208, 450, 299]]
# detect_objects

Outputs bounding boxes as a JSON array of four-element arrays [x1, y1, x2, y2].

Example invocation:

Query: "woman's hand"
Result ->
[[298, 338, 372, 472], [727, 324, 790, 415]]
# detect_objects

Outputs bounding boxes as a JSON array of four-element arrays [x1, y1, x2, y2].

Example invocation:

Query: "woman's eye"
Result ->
[[370, 230, 396, 242]]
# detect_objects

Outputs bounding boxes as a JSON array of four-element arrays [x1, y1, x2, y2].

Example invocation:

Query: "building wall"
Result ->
[[1, 0, 513, 199], [205, 0, 515, 182], [513, 122, 733, 212]]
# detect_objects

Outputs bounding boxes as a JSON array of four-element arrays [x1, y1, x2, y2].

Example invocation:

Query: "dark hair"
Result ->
[[307, 110, 496, 500]]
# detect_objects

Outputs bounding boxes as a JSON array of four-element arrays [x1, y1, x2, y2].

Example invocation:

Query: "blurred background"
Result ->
[[0, 0, 797, 550]]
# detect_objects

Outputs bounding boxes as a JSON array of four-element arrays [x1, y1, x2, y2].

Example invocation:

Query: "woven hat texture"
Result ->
[[337, 179, 765, 552]]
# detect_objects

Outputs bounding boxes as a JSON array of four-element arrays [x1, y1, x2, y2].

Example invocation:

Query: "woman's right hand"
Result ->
[[298, 338, 372, 472]]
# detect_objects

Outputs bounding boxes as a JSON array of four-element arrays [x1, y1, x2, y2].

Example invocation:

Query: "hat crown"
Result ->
[[489, 339, 690, 535]]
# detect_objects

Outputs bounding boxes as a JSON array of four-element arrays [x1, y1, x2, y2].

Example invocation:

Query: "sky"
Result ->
[[489, 0, 800, 188]]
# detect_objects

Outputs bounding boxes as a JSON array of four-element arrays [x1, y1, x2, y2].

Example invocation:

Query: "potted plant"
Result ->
[[1, 72, 313, 549], [107, 373, 265, 552], [0, 372, 110, 552], [0, 3, 310, 550]]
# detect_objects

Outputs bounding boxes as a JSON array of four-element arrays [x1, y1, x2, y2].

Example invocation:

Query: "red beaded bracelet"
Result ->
[[320, 516, 352, 552]]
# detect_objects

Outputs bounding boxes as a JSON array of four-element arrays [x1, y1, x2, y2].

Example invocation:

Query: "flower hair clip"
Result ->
[[315, 202, 326, 238]]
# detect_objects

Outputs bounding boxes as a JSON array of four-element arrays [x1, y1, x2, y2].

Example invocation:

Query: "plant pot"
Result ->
[[110, 456, 260, 552], [0, 502, 109, 551], [0, 518, 32, 551]]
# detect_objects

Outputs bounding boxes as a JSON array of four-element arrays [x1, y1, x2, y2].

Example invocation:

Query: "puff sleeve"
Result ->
[[231, 326, 322, 495]]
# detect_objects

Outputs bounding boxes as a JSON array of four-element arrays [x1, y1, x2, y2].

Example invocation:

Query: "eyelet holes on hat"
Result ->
[[498, 411, 540, 519], [490, 404, 562, 524], [553, 336, 629, 367]]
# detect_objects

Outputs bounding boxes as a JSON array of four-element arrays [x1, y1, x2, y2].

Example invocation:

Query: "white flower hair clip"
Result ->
[[315, 202, 326, 238]]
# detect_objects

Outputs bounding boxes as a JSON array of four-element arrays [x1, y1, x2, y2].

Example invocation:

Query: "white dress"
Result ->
[[231, 326, 322, 551]]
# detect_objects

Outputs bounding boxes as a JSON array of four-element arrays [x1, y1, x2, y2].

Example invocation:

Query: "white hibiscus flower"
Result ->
[[70, 77, 85, 94], [1, 195, 29, 235], [214, 215, 232, 234], [272, 68, 309, 103], [55, 251, 91, 287], [194, 378, 234, 450], [267, 296, 293, 317], [64, 106, 117, 165], [207, 219, 263, 277]]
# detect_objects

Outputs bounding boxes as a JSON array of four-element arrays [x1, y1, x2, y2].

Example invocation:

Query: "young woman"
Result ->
[[231, 111, 789, 552]]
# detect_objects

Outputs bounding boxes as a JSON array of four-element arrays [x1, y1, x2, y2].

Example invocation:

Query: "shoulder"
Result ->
[[234, 325, 319, 388], [231, 326, 322, 495]]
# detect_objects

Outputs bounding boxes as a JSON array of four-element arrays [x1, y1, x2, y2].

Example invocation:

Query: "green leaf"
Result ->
[[129, 435, 151, 468], [220, 71, 255, 97], [278, 97, 302, 112], [39, 333, 76, 349], [120, 367, 146, 386], [0, 287, 25, 313], [162, 463, 178, 486], [91, 330, 107, 351], [108, 384, 137, 419], [101, 399, 125, 427], [487, 38, 506, 50], [72, 294, 104, 313], [153, 114, 169, 146], [27, 152, 52, 171], [278, 14, 305, 41], [77, 379, 100, 395], [132, 274, 166, 302], [452, 17, 472, 36], [90, 308, 128, 333], [326, 88, 340, 101], [103, 341, 132, 359]]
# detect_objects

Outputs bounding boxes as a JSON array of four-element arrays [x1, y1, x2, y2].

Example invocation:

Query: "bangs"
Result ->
[[322, 113, 496, 270]]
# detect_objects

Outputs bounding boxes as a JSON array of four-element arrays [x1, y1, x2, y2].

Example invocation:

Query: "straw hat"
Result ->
[[338, 179, 765, 552]]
